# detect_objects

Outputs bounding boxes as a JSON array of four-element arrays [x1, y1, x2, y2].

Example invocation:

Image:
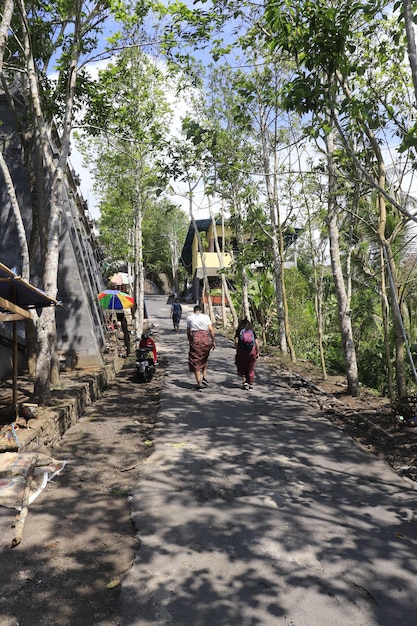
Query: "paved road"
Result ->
[[122, 295, 417, 625]]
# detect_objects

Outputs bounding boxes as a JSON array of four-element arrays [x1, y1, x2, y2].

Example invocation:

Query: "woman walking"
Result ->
[[187, 305, 216, 391], [234, 318, 259, 390]]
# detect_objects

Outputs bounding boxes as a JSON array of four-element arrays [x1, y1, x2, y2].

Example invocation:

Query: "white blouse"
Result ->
[[187, 312, 212, 332]]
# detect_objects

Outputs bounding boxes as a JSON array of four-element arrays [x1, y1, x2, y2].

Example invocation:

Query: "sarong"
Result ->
[[188, 330, 211, 372], [235, 347, 257, 384]]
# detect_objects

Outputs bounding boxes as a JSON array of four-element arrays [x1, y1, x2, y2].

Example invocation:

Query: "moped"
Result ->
[[135, 347, 156, 382]]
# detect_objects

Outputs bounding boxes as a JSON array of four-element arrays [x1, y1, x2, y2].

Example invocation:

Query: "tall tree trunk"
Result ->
[[0, 1, 39, 375], [232, 194, 251, 323], [325, 126, 359, 396], [261, 136, 288, 355], [133, 173, 145, 340], [335, 68, 408, 398], [306, 196, 327, 379], [168, 226, 180, 296], [380, 246, 394, 399], [28, 0, 81, 400], [383, 244, 408, 398], [0, 150, 29, 274], [371, 141, 407, 397], [278, 226, 296, 361], [0, 0, 14, 61], [207, 195, 238, 328], [258, 100, 294, 356], [403, 0, 417, 103], [187, 179, 215, 321]]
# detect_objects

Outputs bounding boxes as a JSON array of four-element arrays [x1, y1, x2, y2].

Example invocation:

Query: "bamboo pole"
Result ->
[[12, 320, 18, 419]]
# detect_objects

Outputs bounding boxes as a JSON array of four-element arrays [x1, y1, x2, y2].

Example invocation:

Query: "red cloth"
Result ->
[[139, 337, 157, 364], [235, 346, 257, 385], [188, 330, 211, 372]]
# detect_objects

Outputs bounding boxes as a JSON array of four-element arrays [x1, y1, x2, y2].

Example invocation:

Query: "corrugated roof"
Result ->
[[0, 262, 61, 310]]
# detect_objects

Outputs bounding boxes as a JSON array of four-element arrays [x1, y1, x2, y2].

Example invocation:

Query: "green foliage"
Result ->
[[284, 267, 317, 355], [350, 286, 388, 390], [77, 36, 180, 281], [240, 268, 275, 341], [358, 342, 388, 392], [3, 1, 115, 125], [85, 49, 172, 146], [351, 287, 382, 346], [98, 198, 133, 261], [143, 200, 189, 282]]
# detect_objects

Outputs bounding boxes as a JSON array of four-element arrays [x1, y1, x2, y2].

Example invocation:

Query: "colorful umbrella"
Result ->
[[109, 272, 132, 286], [98, 290, 135, 310]]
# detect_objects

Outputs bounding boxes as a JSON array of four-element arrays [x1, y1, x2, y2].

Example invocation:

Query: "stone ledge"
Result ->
[[16, 360, 121, 452]]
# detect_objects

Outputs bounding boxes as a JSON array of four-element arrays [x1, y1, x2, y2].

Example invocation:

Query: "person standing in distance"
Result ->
[[187, 304, 216, 391], [170, 297, 182, 331]]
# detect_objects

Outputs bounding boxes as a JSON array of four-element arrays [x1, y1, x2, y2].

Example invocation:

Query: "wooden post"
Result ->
[[12, 320, 18, 419]]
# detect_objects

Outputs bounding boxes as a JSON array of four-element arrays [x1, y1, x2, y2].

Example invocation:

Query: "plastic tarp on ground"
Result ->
[[0, 452, 66, 510]]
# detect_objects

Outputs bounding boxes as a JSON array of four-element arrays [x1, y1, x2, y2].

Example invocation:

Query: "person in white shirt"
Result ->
[[186, 305, 216, 391]]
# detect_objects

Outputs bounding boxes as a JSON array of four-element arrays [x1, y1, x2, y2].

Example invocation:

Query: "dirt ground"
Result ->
[[0, 356, 164, 626], [0, 348, 416, 625], [267, 354, 417, 482]]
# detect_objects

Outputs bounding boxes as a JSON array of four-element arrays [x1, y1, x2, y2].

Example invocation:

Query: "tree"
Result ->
[[81, 41, 174, 337], [0, 0, 115, 402], [261, 0, 417, 395], [142, 198, 189, 290]]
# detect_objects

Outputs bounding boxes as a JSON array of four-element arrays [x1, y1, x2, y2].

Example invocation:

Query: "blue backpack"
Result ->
[[239, 328, 255, 350]]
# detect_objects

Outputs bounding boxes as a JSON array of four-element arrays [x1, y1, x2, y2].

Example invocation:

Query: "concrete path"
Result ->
[[122, 295, 417, 626]]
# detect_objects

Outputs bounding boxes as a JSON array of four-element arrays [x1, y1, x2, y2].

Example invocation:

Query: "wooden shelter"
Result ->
[[0, 262, 61, 417]]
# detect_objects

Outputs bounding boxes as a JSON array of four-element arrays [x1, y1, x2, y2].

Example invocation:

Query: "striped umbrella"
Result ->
[[97, 289, 134, 310]]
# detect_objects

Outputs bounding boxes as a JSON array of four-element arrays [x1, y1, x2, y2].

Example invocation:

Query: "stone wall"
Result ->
[[16, 359, 121, 452], [0, 95, 106, 376]]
